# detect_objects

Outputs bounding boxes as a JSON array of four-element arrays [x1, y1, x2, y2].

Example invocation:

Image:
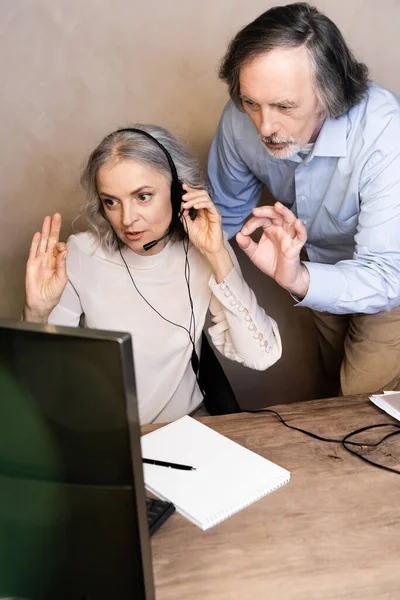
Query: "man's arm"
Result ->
[[208, 101, 263, 239], [238, 150, 400, 315], [297, 148, 400, 314]]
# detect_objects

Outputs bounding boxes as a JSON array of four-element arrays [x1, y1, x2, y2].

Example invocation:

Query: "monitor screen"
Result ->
[[0, 319, 155, 600]]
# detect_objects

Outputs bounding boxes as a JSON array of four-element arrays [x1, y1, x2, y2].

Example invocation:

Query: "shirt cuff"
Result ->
[[208, 265, 240, 293], [293, 262, 345, 311]]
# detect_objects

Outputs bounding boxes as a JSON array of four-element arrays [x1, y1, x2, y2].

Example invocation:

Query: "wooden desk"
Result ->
[[142, 395, 400, 600]]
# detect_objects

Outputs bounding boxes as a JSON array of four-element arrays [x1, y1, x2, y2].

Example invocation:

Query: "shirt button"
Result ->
[[302, 220, 308, 225], [299, 196, 307, 202]]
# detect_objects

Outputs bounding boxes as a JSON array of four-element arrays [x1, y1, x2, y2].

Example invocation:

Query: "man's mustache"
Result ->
[[259, 134, 296, 145]]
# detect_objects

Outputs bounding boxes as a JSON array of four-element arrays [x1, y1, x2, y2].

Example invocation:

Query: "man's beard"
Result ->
[[259, 134, 302, 159]]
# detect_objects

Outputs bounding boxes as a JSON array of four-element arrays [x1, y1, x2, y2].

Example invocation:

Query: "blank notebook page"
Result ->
[[370, 391, 400, 422], [141, 415, 290, 530]]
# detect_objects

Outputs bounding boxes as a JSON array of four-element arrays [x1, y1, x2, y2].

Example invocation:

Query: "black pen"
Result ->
[[142, 458, 196, 471]]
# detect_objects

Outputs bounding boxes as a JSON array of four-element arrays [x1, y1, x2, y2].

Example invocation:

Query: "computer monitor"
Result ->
[[0, 319, 155, 600]]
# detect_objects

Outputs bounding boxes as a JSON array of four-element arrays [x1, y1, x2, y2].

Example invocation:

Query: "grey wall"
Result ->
[[1, 0, 399, 407]]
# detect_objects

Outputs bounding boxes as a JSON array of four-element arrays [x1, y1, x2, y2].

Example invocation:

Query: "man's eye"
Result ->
[[138, 193, 152, 202], [278, 105, 292, 112], [243, 99, 259, 111]]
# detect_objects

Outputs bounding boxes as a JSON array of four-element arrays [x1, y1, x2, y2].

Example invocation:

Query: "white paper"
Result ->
[[141, 416, 290, 530], [370, 391, 400, 422]]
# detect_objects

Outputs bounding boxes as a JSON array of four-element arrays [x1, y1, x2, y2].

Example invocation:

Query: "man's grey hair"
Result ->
[[219, 2, 369, 118], [80, 125, 206, 253]]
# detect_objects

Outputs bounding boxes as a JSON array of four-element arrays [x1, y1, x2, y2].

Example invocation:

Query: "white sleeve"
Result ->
[[47, 282, 82, 327], [48, 235, 83, 327], [207, 241, 282, 370]]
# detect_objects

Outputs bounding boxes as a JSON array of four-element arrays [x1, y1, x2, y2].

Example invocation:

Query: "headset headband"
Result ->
[[115, 128, 180, 183]]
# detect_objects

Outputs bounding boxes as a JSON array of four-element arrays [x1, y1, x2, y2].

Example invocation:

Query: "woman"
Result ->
[[24, 125, 282, 424]]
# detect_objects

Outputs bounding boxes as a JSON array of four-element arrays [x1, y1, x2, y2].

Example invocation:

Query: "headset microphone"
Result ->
[[143, 206, 197, 251], [143, 230, 171, 252]]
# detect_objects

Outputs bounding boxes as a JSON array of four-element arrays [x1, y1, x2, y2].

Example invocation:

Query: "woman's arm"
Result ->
[[24, 214, 69, 322], [182, 186, 282, 370], [24, 214, 82, 326], [207, 241, 282, 370]]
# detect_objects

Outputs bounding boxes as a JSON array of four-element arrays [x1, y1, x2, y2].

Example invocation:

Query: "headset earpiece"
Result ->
[[173, 180, 197, 222], [171, 179, 185, 214]]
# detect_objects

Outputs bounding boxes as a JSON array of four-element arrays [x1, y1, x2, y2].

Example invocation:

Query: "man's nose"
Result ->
[[259, 108, 279, 138]]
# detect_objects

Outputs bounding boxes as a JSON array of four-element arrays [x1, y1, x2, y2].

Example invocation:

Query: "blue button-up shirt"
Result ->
[[208, 84, 400, 315]]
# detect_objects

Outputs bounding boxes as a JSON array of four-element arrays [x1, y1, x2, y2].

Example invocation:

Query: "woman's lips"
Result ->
[[125, 231, 145, 240]]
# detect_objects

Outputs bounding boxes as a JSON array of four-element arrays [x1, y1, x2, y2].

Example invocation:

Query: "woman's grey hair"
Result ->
[[80, 124, 206, 253], [219, 2, 369, 118]]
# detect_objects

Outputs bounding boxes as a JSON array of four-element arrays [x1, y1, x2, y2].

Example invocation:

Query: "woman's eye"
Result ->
[[138, 193, 152, 202], [104, 198, 118, 208]]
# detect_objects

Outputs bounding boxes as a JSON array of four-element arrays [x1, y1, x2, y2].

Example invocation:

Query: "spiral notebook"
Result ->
[[141, 415, 290, 530]]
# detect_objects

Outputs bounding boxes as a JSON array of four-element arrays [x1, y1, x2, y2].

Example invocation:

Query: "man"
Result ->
[[208, 2, 400, 395]]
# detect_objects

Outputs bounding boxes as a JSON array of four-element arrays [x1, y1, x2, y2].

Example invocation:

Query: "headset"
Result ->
[[113, 127, 204, 396], [116, 127, 196, 251]]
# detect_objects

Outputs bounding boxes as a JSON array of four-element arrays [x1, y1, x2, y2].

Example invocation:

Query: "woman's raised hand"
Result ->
[[180, 185, 233, 283], [179, 185, 224, 255], [24, 213, 69, 322]]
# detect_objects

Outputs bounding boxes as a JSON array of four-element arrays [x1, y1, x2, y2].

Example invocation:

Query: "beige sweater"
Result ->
[[48, 232, 281, 424]]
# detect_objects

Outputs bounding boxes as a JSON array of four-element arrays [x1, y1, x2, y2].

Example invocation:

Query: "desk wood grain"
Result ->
[[142, 395, 400, 600]]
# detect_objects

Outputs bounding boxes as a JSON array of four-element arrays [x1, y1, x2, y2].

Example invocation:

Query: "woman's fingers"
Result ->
[[28, 232, 41, 261], [53, 242, 67, 259], [38, 216, 51, 254], [182, 191, 215, 206], [180, 193, 222, 227], [181, 199, 219, 215], [55, 241, 67, 252], [181, 187, 218, 207], [181, 184, 208, 196], [55, 247, 68, 279], [30, 214, 63, 259], [47, 213, 62, 255]]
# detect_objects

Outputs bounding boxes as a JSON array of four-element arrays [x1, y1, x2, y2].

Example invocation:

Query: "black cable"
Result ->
[[244, 407, 400, 475], [342, 425, 400, 475], [118, 242, 195, 346], [181, 213, 198, 372], [182, 220, 195, 342], [117, 228, 205, 398]]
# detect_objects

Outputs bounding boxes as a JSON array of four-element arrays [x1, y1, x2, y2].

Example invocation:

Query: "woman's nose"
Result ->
[[121, 203, 140, 227]]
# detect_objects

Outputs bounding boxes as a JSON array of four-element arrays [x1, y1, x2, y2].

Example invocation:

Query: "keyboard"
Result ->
[[146, 497, 175, 536]]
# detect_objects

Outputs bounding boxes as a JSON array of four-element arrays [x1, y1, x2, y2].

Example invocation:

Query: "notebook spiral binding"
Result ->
[[204, 478, 289, 529]]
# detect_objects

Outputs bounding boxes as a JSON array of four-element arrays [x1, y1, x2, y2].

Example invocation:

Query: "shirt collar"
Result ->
[[312, 113, 348, 158], [286, 112, 348, 164]]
